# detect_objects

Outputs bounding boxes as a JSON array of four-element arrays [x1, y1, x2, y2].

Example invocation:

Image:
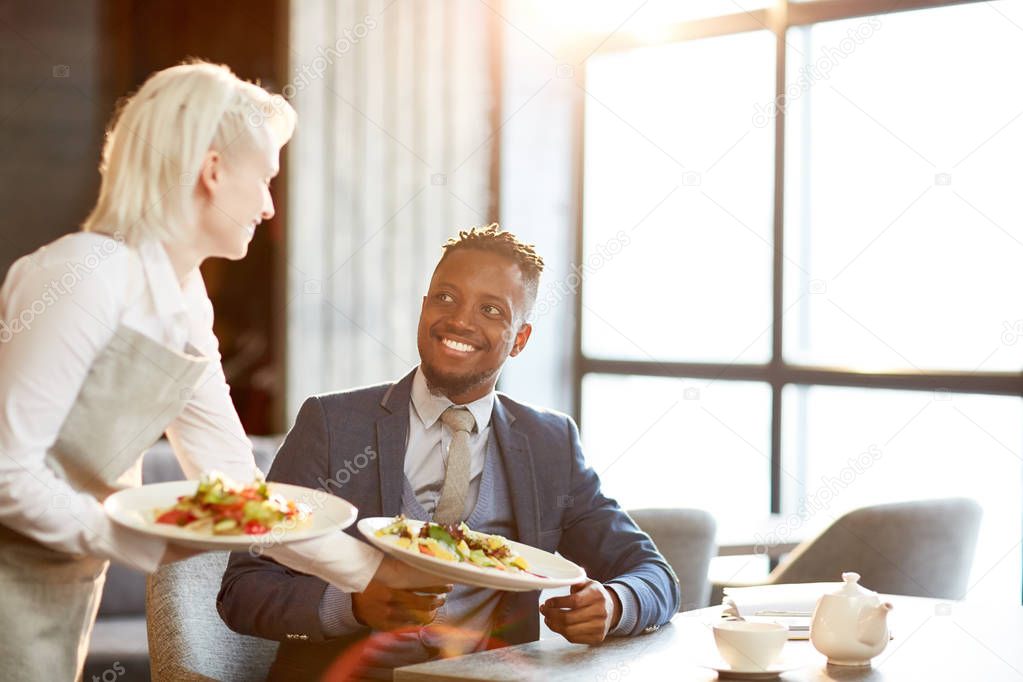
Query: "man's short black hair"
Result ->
[[439, 223, 544, 318]]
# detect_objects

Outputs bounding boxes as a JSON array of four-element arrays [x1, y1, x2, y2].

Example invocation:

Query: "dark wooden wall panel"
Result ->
[[0, 0, 289, 432]]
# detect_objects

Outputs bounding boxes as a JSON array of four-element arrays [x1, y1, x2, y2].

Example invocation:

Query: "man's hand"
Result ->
[[540, 579, 622, 645], [352, 578, 452, 632]]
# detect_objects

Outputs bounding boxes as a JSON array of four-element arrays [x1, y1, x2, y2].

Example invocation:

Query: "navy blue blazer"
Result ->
[[218, 369, 680, 679]]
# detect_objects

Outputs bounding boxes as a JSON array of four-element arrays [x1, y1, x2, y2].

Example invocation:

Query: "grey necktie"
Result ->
[[433, 407, 476, 525]]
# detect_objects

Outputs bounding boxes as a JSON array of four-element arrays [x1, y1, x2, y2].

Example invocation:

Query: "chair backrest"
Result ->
[[146, 552, 278, 682], [628, 508, 717, 611], [770, 498, 983, 599]]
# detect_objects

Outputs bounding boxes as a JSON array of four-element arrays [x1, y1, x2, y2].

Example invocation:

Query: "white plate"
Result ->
[[358, 517, 587, 592], [698, 655, 806, 680], [104, 480, 358, 550]]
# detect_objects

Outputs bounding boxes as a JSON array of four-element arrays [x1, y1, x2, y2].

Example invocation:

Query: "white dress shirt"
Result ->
[[405, 368, 495, 517], [0, 232, 380, 588]]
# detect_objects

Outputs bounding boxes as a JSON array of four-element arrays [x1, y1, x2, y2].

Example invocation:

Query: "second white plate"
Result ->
[[105, 480, 358, 550], [358, 517, 587, 592], [697, 653, 808, 680]]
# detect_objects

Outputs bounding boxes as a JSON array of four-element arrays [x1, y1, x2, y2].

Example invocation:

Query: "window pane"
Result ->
[[783, 2, 1023, 371], [535, 0, 773, 31], [580, 31, 775, 364], [782, 385, 1023, 604], [581, 374, 771, 529], [633, 0, 773, 24]]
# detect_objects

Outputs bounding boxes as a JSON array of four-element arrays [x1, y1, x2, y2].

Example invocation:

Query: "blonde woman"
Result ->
[[0, 60, 432, 680]]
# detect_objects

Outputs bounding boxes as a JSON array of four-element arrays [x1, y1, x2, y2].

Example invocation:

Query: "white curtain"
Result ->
[[286, 0, 495, 420]]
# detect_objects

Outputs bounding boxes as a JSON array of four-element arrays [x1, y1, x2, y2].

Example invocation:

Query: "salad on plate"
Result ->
[[153, 472, 311, 536], [373, 514, 532, 573]]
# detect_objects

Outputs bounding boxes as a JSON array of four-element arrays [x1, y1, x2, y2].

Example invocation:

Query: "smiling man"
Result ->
[[416, 227, 536, 407], [218, 224, 680, 681]]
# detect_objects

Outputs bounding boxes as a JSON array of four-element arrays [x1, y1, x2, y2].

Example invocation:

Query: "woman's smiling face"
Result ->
[[417, 248, 532, 404], [196, 126, 279, 261]]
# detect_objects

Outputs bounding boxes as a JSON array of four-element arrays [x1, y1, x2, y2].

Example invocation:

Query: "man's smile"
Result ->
[[436, 333, 482, 355]]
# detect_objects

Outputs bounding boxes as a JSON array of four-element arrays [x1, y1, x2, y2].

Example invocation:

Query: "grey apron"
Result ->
[[0, 325, 209, 681]]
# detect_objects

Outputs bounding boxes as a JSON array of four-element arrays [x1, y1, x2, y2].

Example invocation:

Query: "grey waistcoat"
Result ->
[[356, 435, 515, 677]]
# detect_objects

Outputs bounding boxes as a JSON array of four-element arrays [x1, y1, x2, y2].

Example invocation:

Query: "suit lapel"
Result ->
[[375, 370, 416, 516], [375, 413, 407, 516], [492, 397, 540, 548]]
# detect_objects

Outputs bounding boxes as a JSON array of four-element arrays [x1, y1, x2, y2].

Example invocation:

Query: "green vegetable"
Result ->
[[469, 549, 498, 568], [425, 525, 458, 556], [243, 500, 276, 524], [214, 519, 238, 533], [375, 517, 407, 536], [427, 525, 456, 546]]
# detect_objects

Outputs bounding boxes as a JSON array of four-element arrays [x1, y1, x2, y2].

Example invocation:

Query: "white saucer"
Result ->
[[698, 656, 804, 680]]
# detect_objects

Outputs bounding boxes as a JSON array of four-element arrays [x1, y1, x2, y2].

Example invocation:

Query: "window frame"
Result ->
[[571, 0, 1023, 523]]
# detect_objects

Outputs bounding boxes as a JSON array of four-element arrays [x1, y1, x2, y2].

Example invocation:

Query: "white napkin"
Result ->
[[721, 583, 841, 640], [721, 582, 840, 617]]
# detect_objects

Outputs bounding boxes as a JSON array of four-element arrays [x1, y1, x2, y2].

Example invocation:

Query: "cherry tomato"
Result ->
[[244, 520, 269, 535], [156, 509, 194, 527]]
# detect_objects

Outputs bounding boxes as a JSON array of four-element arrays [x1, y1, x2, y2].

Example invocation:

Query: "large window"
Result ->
[[578, 0, 1023, 603]]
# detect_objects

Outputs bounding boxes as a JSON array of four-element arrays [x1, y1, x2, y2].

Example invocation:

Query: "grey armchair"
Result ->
[[711, 498, 983, 604], [628, 508, 717, 612], [85, 436, 281, 682], [147, 552, 278, 682]]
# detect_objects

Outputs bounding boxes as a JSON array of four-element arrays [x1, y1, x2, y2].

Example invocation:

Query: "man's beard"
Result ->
[[420, 361, 498, 402]]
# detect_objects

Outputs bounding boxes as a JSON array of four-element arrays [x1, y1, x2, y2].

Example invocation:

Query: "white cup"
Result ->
[[712, 621, 788, 671]]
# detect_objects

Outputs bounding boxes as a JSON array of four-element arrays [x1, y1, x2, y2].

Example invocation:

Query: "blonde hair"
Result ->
[[83, 59, 296, 245]]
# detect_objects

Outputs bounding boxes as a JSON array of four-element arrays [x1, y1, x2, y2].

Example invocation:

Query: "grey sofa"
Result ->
[[83, 437, 280, 682]]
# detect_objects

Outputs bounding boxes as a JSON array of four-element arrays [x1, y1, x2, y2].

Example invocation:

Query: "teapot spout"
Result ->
[[857, 601, 893, 647]]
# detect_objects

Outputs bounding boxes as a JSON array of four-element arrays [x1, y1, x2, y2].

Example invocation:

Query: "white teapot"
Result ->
[[810, 572, 893, 666]]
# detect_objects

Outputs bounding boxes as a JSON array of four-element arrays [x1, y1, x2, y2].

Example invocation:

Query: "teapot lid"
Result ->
[[834, 572, 877, 598]]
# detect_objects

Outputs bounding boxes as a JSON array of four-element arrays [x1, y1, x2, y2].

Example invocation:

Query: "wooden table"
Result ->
[[394, 596, 1023, 681]]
